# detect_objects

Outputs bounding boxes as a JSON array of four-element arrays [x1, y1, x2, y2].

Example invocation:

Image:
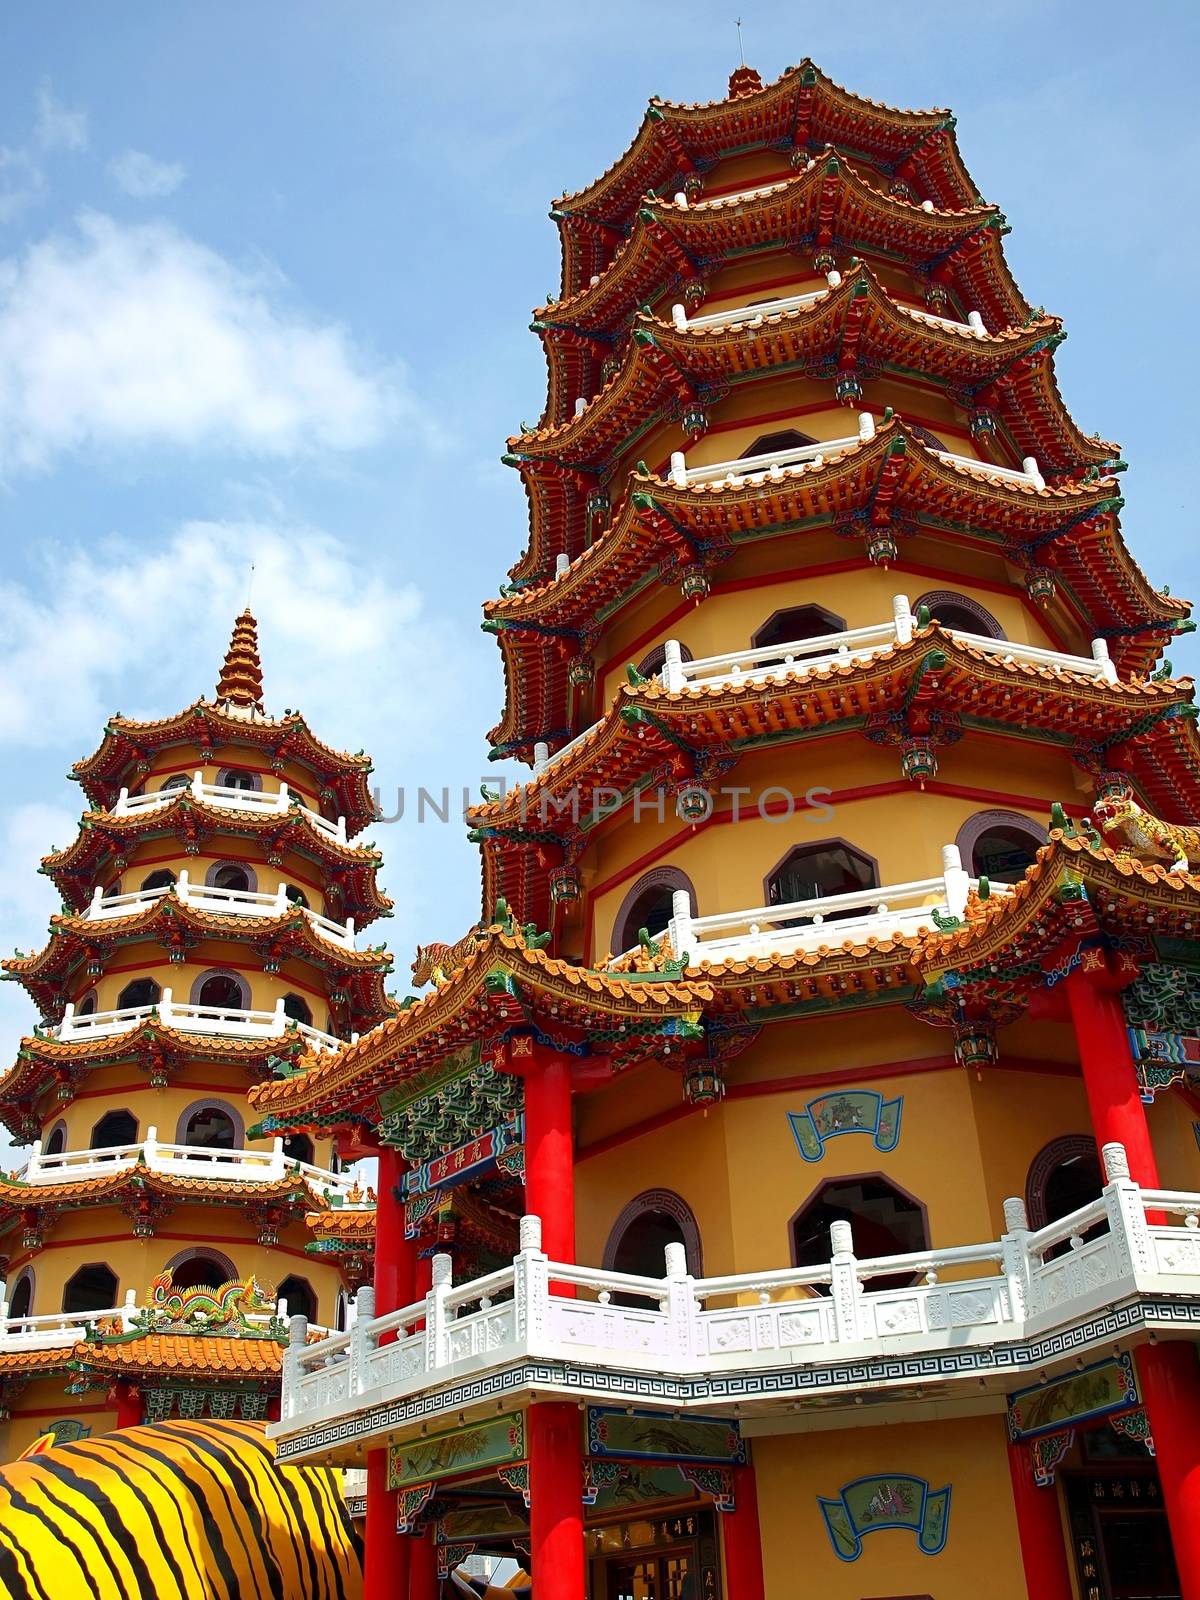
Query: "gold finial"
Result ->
[[215, 608, 264, 709]]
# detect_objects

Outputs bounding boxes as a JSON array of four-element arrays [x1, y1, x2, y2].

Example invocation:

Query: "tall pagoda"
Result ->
[[0, 613, 388, 1448], [254, 62, 1200, 1600]]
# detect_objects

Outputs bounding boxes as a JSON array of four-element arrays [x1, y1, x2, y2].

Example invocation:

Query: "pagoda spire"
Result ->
[[215, 608, 264, 709]]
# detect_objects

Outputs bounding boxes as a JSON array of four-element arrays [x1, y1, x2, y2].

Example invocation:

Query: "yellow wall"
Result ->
[[753, 1412, 1028, 1599]]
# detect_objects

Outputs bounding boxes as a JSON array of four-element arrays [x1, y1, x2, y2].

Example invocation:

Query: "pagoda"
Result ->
[[0, 612, 388, 1448], [253, 62, 1200, 1600]]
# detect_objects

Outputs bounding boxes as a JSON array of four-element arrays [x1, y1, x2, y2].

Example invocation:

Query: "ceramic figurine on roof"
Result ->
[[247, 58, 1200, 1600], [0, 611, 387, 1454]]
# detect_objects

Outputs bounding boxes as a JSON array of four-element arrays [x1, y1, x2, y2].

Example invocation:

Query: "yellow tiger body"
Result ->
[[0, 1418, 361, 1600]]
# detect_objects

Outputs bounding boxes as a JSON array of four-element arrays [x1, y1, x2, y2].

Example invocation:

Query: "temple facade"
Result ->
[[255, 60, 1199, 1600], [0, 614, 384, 1451]]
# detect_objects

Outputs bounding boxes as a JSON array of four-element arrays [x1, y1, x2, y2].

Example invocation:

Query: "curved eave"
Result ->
[[42, 796, 389, 920], [538, 150, 1024, 346], [247, 927, 712, 1129], [69, 1333, 284, 1380], [471, 630, 1195, 834], [522, 270, 1094, 472], [72, 701, 376, 838], [916, 833, 1200, 991], [0, 1167, 319, 1214]]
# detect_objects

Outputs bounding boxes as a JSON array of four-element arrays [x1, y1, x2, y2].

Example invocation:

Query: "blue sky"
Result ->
[[1, 0, 1198, 1088]]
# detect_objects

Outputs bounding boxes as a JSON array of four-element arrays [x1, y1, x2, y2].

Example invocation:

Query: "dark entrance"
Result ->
[[591, 1504, 717, 1600], [1064, 1453, 1180, 1599]]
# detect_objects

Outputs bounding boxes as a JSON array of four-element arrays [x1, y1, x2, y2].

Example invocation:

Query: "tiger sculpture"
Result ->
[[411, 929, 480, 987], [1092, 793, 1200, 874], [0, 1418, 361, 1599]]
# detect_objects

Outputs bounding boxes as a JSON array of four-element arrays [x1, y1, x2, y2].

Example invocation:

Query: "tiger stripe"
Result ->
[[0, 1419, 361, 1600]]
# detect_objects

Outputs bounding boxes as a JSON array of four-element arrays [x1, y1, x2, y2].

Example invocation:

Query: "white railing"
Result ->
[[671, 278, 985, 339], [660, 593, 1118, 693], [670, 412, 876, 488], [663, 844, 998, 965], [83, 871, 356, 949], [273, 1144, 1200, 1446], [667, 428, 1042, 494], [50, 989, 351, 1052], [111, 773, 348, 844], [13, 1128, 368, 1200]]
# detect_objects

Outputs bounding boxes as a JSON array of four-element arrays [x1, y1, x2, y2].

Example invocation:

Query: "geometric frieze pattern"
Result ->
[[273, 1297, 1200, 1463]]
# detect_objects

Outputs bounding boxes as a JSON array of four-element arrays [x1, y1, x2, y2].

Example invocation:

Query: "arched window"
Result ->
[[63, 1264, 118, 1315], [169, 1256, 231, 1292], [284, 885, 309, 910], [283, 1133, 314, 1165], [604, 1191, 703, 1277], [8, 1271, 33, 1320], [218, 768, 260, 792], [282, 993, 313, 1026], [159, 774, 190, 793], [1026, 1135, 1104, 1232], [91, 1110, 138, 1150], [140, 868, 176, 892], [914, 590, 1005, 640], [192, 971, 248, 1011], [117, 977, 161, 1010], [637, 641, 694, 681], [335, 1291, 349, 1332], [44, 1123, 66, 1157], [957, 810, 1047, 883], [208, 862, 253, 894], [752, 603, 846, 653], [790, 1175, 929, 1292], [76, 992, 97, 1017], [278, 1275, 317, 1322], [738, 429, 817, 461], [766, 840, 877, 923], [611, 868, 698, 957], [181, 1102, 239, 1150]]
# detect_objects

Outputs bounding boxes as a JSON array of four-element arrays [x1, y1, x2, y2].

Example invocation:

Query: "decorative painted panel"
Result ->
[[587, 1408, 744, 1465], [388, 1410, 525, 1489], [1007, 1355, 1138, 1439], [817, 1475, 950, 1562], [788, 1091, 902, 1162]]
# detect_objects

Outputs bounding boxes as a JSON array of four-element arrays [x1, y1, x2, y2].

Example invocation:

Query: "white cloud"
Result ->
[[0, 211, 400, 472], [0, 519, 463, 756], [34, 84, 88, 153], [109, 149, 185, 199]]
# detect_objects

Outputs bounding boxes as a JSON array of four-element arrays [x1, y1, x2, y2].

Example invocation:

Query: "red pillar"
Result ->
[[407, 1526, 439, 1600], [1135, 1342, 1200, 1598], [721, 1463, 766, 1600], [1066, 968, 1159, 1186], [113, 1381, 142, 1429], [364, 1145, 417, 1600], [1005, 1437, 1073, 1600], [524, 1047, 575, 1264], [529, 1400, 584, 1600]]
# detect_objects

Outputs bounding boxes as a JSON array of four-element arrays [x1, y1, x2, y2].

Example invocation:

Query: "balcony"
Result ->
[[0, 1286, 339, 1353], [83, 871, 357, 949], [12, 1128, 369, 1201], [665, 420, 1045, 492], [47, 989, 351, 1052], [271, 1146, 1200, 1460], [111, 773, 351, 845], [670, 276, 986, 339]]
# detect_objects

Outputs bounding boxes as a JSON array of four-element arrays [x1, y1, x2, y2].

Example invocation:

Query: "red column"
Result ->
[[721, 1463, 766, 1600], [524, 1047, 575, 1264], [364, 1145, 417, 1600], [113, 1381, 142, 1429], [1135, 1342, 1200, 1598], [1005, 1437, 1073, 1600], [529, 1400, 584, 1600], [1065, 968, 1159, 1186], [407, 1526, 439, 1600]]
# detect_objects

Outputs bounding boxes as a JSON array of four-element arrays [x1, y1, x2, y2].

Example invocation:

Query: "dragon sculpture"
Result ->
[[1092, 793, 1200, 874], [146, 1270, 275, 1330]]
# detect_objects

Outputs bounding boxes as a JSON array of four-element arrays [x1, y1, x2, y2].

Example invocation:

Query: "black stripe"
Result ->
[[310, 1468, 356, 1589], [118, 1431, 246, 1600], [165, 1422, 288, 1600], [34, 1455, 163, 1597], [0, 1478, 107, 1599], [0, 1521, 44, 1600], [100, 1435, 196, 1598]]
